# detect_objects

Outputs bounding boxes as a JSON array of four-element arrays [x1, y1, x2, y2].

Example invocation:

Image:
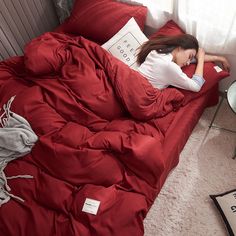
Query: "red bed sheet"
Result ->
[[0, 32, 218, 236]]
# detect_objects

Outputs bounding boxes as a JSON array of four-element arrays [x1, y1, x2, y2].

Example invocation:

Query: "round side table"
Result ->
[[227, 80, 236, 113], [227, 80, 236, 159]]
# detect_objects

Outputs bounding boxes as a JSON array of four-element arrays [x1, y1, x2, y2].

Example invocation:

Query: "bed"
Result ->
[[0, 1, 229, 236]]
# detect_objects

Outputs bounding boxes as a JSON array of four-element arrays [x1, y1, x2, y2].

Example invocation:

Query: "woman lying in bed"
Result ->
[[137, 34, 230, 92]]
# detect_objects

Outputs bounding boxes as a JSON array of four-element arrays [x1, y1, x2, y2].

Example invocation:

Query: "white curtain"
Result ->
[[122, 0, 236, 55], [170, 0, 236, 55]]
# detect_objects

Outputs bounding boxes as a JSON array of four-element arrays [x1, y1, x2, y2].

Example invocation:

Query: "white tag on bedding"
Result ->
[[82, 198, 100, 215], [214, 65, 223, 73]]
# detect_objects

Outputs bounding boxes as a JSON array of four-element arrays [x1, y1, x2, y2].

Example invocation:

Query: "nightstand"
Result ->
[[227, 80, 236, 114]]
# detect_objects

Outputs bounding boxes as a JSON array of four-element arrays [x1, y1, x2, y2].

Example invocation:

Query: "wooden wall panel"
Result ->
[[0, 0, 59, 60]]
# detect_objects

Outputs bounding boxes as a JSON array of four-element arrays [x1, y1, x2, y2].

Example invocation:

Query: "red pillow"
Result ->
[[149, 20, 230, 104], [150, 20, 184, 38], [55, 0, 147, 44]]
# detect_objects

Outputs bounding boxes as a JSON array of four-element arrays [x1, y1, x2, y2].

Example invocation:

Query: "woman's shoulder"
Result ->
[[146, 51, 173, 65], [163, 57, 183, 76], [148, 50, 172, 59]]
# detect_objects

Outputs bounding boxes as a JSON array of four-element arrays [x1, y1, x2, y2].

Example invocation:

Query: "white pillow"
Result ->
[[102, 17, 148, 70]]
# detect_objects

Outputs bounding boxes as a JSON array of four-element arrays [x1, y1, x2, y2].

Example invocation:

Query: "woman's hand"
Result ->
[[204, 54, 230, 72], [219, 56, 230, 72]]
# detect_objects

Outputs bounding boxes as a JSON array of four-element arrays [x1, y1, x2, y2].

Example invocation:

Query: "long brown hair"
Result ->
[[137, 34, 199, 65]]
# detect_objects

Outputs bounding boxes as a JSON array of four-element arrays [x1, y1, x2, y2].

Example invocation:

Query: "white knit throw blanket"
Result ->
[[0, 96, 38, 206]]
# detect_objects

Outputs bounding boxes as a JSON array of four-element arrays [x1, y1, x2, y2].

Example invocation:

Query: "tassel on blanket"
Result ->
[[0, 96, 38, 206]]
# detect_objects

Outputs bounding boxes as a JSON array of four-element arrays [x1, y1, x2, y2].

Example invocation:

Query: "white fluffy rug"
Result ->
[[144, 100, 236, 236]]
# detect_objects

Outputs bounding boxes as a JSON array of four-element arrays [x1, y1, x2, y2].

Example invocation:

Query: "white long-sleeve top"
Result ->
[[138, 50, 205, 92]]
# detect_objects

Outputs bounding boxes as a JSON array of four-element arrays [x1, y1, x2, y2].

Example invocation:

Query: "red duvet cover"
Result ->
[[0, 32, 210, 236]]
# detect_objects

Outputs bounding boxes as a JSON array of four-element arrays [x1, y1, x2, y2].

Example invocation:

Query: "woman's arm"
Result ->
[[166, 49, 206, 92], [204, 54, 230, 72], [194, 47, 205, 77]]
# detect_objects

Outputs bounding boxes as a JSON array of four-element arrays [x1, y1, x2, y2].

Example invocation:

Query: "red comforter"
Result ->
[[0, 32, 184, 236]]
